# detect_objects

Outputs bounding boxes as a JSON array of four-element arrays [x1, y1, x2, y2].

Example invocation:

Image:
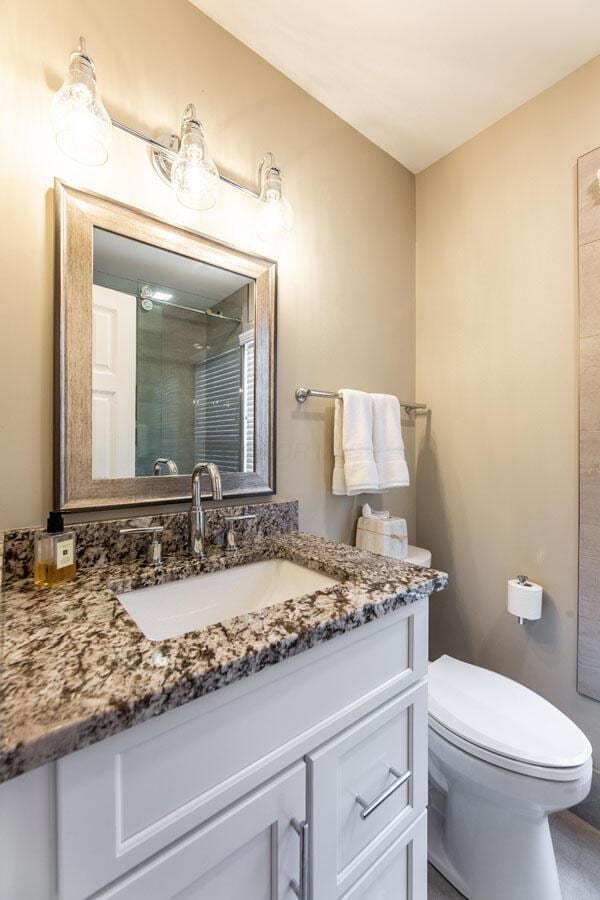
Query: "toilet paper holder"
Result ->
[[508, 574, 543, 625], [516, 575, 530, 625]]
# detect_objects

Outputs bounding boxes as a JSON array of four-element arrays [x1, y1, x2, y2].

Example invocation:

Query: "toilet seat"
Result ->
[[428, 655, 592, 781], [428, 715, 591, 781]]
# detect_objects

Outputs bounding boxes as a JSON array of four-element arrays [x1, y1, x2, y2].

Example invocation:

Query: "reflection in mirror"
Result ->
[[91, 228, 255, 480]]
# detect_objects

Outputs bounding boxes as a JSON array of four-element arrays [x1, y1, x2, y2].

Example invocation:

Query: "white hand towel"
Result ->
[[372, 393, 410, 489], [332, 398, 347, 495], [332, 390, 379, 495]]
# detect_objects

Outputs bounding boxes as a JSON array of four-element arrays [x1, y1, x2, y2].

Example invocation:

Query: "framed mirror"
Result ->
[[55, 182, 276, 511]]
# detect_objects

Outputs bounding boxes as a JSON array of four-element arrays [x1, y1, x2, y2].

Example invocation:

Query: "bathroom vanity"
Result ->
[[0, 182, 447, 899], [0, 517, 446, 900]]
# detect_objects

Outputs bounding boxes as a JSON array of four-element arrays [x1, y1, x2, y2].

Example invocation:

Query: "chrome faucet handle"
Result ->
[[119, 526, 164, 566], [224, 514, 257, 552]]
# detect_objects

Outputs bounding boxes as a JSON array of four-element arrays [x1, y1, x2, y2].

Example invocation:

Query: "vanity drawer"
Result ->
[[339, 811, 427, 900], [308, 681, 427, 898], [57, 602, 428, 900]]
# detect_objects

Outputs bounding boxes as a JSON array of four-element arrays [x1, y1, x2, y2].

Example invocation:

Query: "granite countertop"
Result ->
[[0, 532, 447, 783]]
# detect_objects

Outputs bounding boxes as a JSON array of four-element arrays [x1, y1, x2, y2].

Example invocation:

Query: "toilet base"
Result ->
[[428, 799, 561, 900], [427, 803, 470, 898], [427, 727, 592, 900]]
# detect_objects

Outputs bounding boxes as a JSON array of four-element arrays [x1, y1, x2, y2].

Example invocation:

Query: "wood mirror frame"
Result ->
[[55, 181, 276, 511]]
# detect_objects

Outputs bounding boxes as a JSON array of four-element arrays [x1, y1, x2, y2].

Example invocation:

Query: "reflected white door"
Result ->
[[92, 285, 136, 478]]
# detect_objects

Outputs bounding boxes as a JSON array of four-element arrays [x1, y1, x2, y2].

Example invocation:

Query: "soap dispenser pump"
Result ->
[[34, 511, 77, 587]]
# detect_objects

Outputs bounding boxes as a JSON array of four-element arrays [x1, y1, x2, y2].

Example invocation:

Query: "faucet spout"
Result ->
[[153, 457, 179, 476], [189, 462, 222, 558]]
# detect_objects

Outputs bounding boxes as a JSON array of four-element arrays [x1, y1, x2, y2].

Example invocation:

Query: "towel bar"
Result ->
[[294, 387, 427, 414]]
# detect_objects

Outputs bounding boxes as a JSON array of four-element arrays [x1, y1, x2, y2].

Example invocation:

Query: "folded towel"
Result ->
[[332, 389, 379, 495], [372, 393, 410, 489], [332, 398, 347, 495]]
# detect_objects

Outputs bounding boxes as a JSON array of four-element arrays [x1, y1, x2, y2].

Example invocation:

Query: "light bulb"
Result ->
[[51, 38, 112, 166], [170, 108, 219, 211], [257, 164, 294, 241]]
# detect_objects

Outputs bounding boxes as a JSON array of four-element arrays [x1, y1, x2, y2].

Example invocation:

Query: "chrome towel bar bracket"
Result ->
[[294, 387, 427, 414]]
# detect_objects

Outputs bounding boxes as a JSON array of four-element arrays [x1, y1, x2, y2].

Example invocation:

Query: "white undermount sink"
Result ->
[[117, 558, 340, 640]]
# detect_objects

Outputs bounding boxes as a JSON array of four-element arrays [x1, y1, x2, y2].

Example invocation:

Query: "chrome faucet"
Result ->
[[189, 462, 223, 558], [153, 457, 179, 476]]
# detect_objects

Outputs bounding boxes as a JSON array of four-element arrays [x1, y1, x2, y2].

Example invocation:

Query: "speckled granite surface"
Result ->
[[1, 499, 298, 584], [0, 532, 446, 783]]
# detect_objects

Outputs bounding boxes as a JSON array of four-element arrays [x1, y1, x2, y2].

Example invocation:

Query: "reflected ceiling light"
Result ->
[[53, 38, 293, 239], [51, 37, 112, 165], [140, 286, 173, 302], [257, 153, 294, 241]]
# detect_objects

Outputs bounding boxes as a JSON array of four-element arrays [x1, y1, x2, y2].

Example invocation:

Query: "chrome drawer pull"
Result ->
[[290, 817, 308, 899], [356, 767, 411, 820]]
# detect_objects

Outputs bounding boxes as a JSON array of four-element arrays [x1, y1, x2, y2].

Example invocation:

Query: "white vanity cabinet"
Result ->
[[338, 813, 427, 900], [309, 682, 427, 897], [95, 764, 307, 899], [3, 597, 431, 900]]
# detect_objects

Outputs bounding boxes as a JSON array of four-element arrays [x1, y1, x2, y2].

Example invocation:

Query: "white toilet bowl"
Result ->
[[428, 656, 592, 900]]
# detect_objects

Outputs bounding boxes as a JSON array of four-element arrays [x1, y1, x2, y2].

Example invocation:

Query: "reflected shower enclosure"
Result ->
[[91, 228, 255, 480]]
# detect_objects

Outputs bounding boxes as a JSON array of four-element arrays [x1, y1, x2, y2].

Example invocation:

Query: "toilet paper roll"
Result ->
[[507, 577, 543, 621]]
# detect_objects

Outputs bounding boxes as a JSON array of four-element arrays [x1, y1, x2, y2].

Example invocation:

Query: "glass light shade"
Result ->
[[170, 117, 220, 211], [51, 48, 112, 166], [257, 167, 294, 241]]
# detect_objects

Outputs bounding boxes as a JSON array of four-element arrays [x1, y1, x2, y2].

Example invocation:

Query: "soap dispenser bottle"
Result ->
[[34, 511, 77, 587]]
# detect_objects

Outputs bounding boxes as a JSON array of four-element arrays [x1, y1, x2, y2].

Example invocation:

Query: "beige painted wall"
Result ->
[[0, 0, 416, 541], [416, 55, 600, 757]]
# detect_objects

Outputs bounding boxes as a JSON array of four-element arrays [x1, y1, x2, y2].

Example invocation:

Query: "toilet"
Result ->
[[404, 545, 432, 567], [428, 655, 592, 900]]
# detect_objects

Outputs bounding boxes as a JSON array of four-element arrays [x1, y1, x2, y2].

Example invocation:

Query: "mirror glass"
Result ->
[[91, 228, 255, 480]]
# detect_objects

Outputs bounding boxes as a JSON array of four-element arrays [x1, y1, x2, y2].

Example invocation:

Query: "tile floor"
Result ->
[[428, 811, 600, 899]]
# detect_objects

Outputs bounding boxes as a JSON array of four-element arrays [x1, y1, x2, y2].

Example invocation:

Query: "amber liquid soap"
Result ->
[[34, 511, 77, 588]]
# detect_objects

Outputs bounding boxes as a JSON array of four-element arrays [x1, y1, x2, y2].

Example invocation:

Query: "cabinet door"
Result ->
[[308, 682, 427, 898], [96, 763, 306, 900]]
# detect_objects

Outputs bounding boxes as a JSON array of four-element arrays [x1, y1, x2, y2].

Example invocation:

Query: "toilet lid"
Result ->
[[428, 656, 591, 769]]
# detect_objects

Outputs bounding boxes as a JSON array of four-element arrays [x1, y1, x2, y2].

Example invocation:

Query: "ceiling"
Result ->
[[93, 229, 251, 309], [190, 0, 600, 172]]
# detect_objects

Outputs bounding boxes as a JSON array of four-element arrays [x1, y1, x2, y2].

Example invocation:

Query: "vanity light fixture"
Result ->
[[257, 153, 294, 241], [161, 105, 220, 211], [52, 38, 294, 237], [51, 37, 112, 165]]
